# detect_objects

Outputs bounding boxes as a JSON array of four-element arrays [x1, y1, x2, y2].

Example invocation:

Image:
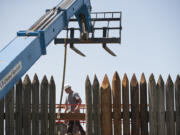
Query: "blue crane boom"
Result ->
[[0, 0, 92, 100]]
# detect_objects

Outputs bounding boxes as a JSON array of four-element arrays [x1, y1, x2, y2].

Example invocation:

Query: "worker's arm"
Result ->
[[74, 98, 82, 113], [64, 104, 68, 113]]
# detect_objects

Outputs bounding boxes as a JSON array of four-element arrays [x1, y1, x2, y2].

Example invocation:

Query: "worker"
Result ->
[[64, 84, 85, 135]]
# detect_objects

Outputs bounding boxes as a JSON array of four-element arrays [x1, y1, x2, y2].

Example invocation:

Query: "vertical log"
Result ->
[[112, 72, 121, 135], [175, 75, 180, 135], [5, 87, 14, 135], [130, 74, 139, 135], [16, 79, 23, 135], [0, 97, 4, 135], [85, 76, 93, 135], [92, 75, 100, 135], [23, 75, 31, 135], [122, 73, 130, 135], [148, 74, 158, 135], [166, 75, 175, 135], [140, 73, 148, 135], [41, 76, 49, 135], [49, 76, 56, 135], [101, 75, 112, 135], [157, 75, 165, 135], [32, 74, 39, 135]]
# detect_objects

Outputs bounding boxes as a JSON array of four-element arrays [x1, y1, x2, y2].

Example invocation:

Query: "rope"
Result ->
[[57, 38, 68, 120]]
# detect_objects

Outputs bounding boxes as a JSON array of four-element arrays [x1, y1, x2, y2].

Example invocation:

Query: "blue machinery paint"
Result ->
[[0, 0, 92, 100]]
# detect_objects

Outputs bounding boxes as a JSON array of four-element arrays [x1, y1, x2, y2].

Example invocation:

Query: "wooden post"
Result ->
[[175, 75, 180, 135], [92, 75, 100, 135], [148, 74, 158, 135], [112, 72, 121, 135], [101, 75, 112, 135], [32, 74, 39, 135], [41, 76, 49, 135], [130, 74, 139, 135], [140, 73, 148, 135], [122, 73, 130, 135], [166, 75, 175, 135], [157, 75, 165, 135], [5, 87, 14, 135], [49, 76, 56, 135], [0, 97, 4, 135], [23, 75, 31, 135], [85, 76, 93, 135], [16, 79, 23, 135]]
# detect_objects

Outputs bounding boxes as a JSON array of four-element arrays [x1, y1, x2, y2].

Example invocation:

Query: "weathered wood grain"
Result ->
[[122, 73, 130, 135], [112, 72, 121, 135], [23, 75, 31, 135], [140, 73, 148, 135], [175, 75, 180, 135], [157, 75, 165, 135], [15, 79, 23, 135], [166, 75, 175, 135], [92, 75, 100, 135], [85, 76, 93, 135], [130, 74, 139, 135], [32, 74, 39, 135], [148, 74, 158, 135], [101, 75, 112, 135], [49, 76, 56, 135], [41, 76, 49, 135]]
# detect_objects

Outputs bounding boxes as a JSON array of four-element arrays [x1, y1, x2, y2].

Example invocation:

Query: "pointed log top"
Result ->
[[17, 79, 22, 85], [101, 74, 110, 89], [166, 75, 173, 86], [33, 74, 39, 84], [175, 75, 180, 84], [24, 74, 31, 85], [130, 74, 138, 86], [149, 73, 155, 83], [122, 73, 128, 85], [157, 75, 164, 85], [50, 76, 55, 85], [93, 74, 99, 85], [42, 75, 48, 84], [112, 71, 120, 81], [140, 73, 146, 84], [85, 75, 91, 85]]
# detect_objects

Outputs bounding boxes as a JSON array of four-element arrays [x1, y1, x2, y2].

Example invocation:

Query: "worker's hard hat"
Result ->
[[64, 84, 71, 90]]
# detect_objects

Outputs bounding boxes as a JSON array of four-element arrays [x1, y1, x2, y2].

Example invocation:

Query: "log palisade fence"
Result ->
[[85, 72, 180, 135], [0, 72, 180, 135]]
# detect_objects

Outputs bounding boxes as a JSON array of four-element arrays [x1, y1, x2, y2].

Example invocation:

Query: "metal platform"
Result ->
[[54, 11, 122, 56]]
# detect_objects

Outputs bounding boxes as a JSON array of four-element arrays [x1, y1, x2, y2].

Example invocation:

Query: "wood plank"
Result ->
[[32, 74, 39, 135], [130, 74, 139, 135], [41, 76, 49, 135], [166, 75, 175, 135], [49, 76, 56, 135], [92, 75, 100, 135], [23, 75, 31, 135], [101, 75, 112, 135], [59, 113, 85, 120], [5, 87, 14, 135], [122, 73, 130, 135], [15, 79, 23, 135], [140, 73, 148, 135], [0, 97, 4, 135], [157, 75, 165, 135], [175, 75, 180, 135], [112, 72, 121, 135], [148, 74, 158, 135], [85, 76, 93, 135]]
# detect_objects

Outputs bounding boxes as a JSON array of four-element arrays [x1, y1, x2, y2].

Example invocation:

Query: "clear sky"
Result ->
[[0, 0, 180, 103]]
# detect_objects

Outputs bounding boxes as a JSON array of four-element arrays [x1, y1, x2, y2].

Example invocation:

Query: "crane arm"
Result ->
[[0, 0, 92, 100]]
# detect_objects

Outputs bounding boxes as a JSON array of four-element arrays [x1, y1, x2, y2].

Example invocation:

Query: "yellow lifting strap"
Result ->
[[57, 38, 68, 120]]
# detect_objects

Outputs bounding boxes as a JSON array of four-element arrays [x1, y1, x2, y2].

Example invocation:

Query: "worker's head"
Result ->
[[64, 84, 72, 94]]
